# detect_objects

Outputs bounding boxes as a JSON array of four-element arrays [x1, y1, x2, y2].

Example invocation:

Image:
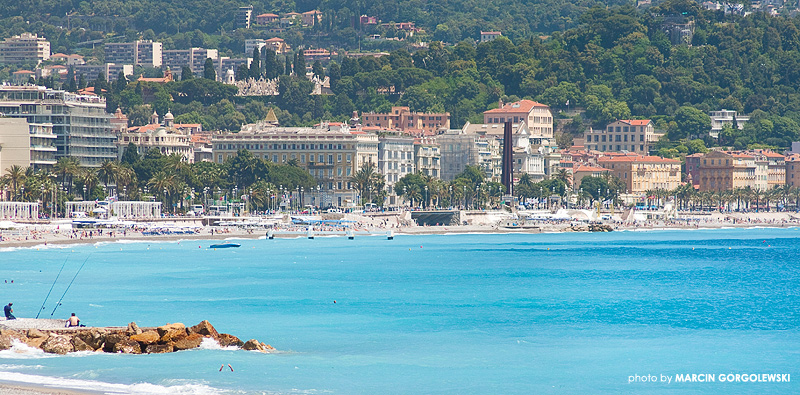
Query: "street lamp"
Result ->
[[424, 185, 428, 209]]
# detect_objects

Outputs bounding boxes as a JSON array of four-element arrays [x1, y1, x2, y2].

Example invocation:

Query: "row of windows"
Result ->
[[590, 134, 646, 143], [215, 143, 348, 151], [608, 126, 645, 133], [592, 144, 645, 152]]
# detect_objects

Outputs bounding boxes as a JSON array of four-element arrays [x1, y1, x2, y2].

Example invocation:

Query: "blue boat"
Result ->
[[209, 243, 241, 249]]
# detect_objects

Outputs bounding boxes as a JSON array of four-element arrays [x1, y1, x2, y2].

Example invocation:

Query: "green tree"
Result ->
[[671, 106, 711, 140], [181, 66, 194, 81], [203, 58, 216, 80]]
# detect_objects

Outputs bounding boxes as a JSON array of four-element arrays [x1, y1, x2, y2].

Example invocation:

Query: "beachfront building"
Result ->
[[573, 164, 610, 190], [787, 154, 800, 187], [212, 121, 379, 208], [752, 149, 786, 189], [583, 120, 663, 154], [0, 202, 38, 219], [162, 48, 219, 79], [361, 107, 450, 136], [378, 136, 415, 205], [709, 109, 749, 138], [414, 137, 440, 179], [693, 151, 769, 192], [0, 118, 33, 173], [117, 111, 194, 163], [0, 85, 116, 167], [0, 33, 50, 65], [437, 128, 496, 181], [597, 154, 681, 194], [104, 40, 162, 68], [483, 99, 553, 138], [66, 201, 161, 218]]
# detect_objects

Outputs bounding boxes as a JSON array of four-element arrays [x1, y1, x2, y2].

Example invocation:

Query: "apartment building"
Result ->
[[104, 40, 162, 67], [361, 106, 450, 136], [0, 33, 50, 65], [483, 99, 553, 138], [437, 128, 494, 181], [709, 109, 749, 138], [237, 6, 254, 29], [162, 48, 219, 79], [693, 151, 769, 192], [787, 154, 800, 187], [212, 121, 378, 208], [117, 111, 193, 163], [0, 86, 115, 167], [598, 154, 681, 194], [414, 137, 440, 179], [73, 63, 134, 81], [378, 136, 415, 205], [584, 119, 663, 154]]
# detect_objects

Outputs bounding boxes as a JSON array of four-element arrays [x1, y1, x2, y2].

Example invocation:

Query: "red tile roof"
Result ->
[[484, 99, 549, 114], [599, 155, 679, 163], [618, 120, 651, 126], [575, 164, 609, 172]]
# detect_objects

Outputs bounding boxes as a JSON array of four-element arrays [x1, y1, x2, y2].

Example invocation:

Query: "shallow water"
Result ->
[[0, 228, 798, 394]]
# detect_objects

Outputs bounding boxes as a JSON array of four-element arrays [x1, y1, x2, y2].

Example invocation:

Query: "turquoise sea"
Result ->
[[0, 228, 798, 394]]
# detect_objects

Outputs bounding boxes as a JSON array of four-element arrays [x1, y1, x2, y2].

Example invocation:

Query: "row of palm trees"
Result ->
[[647, 184, 800, 212]]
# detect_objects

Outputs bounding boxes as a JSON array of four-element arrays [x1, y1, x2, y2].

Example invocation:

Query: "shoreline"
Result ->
[[0, 382, 100, 395]]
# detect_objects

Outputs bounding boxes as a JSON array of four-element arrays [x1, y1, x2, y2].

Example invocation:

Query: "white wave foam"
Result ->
[[197, 337, 238, 351], [0, 340, 55, 360], [0, 371, 227, 394]]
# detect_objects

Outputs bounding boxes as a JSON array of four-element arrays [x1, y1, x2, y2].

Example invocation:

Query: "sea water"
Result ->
[[0, 228, 798, 394]]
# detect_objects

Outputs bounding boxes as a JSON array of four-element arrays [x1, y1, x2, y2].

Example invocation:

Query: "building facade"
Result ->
[[162, 48, 219, 79], [236, 6, 254, 29], [437, 128, 487, 181], [104, 41, 162, 67], [584, 119, 663, 154], [0, 33, 50, 65], [118, 111, 193, 163], [693, 151, 769, 192], [0, 86, 116, 167], [483, 99, 553, 138], [787, 154, 800, 188], [709, 109, 749, 138], [597, 154, 681, 194], [414, 137, 440, 179], [378, 136, 415, 205], [73, 63, 134, 81], [361, 107, 450, 136], [212, 121, 379, 208]]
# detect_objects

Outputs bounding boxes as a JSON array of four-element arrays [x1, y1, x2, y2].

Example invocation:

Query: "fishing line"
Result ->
[[50, 255, 90, 317], [36, 257, 68, 319]]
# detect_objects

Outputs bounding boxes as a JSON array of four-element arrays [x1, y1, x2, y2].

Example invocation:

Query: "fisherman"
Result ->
[[65, 313, 80, 327], [4, 303, 15, 320]]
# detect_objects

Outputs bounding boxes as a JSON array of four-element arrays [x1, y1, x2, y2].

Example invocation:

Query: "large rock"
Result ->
[[126, 322, 142, 336], [40, 335, 74, 354], [130, 330, 160, 345], [188, 320, 219, 338], [172, 333, 203, 351], [26, 329, 46, 338], [0, 329, 24, 342], [217, 333, 244, 347], [145, 344, 173, 354], [157, 323, 187, 342], [71, 336, 94, 352], [0, 334, 13, 350], [113, 339, 142, 354], [242, 339, 274, 352], [75, 329, 105, 350], [102, 333, 129, 353], [25, 337, 47, 349]]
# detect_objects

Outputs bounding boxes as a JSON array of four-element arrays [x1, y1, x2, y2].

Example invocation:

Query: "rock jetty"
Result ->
[[0, 320, 274, 355]]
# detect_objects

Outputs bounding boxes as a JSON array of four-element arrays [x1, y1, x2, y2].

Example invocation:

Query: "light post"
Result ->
[[462, 185, 466, 209], [300, 187, 304, 211], [475, 185, 480, 210], [402, 186, 407, 208], [449, 186, 453, 208], [424, 185, 428, 209], [82, 186, 86, 201], [163, 188, 168, 213]]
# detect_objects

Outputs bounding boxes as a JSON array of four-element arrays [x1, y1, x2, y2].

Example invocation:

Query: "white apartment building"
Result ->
[[104, 40, 162, 67], [709, 109, 749, 138], [0, 33, 50, 65], [378, 136, 415, 205], [162, 48, 219, 79]]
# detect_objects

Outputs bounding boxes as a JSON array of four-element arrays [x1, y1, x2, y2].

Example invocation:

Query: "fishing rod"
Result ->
[[36, 257, 68, 319], [50, 255, 90, 317]]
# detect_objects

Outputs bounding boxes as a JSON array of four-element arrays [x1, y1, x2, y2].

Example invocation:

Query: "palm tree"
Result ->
[[54, 157, 80, 195], [2, 165, 27, 201], [148, 172, 178, 212], [77, 169, 99, 200], [554, 169, 572, 188], [350, 162, 383, 205], [97, 160, 121, 195]]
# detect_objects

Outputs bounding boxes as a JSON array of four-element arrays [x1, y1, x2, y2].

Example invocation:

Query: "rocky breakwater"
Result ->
[[0, 320, 275, 355], [569, 223, 614, 232]]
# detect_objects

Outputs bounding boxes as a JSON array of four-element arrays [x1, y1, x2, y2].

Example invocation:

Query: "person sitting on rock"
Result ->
[[4, 303, 14, 320], [65, 313, 80, 327]]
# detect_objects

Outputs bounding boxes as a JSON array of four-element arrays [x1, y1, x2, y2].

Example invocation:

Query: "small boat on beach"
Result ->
[[209, 243, 241, 249]]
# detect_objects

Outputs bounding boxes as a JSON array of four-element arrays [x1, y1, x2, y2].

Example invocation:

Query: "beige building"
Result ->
[[0, 33, 50, 65], [162, 48, 219, 79], [598, 154, 681, 194], [693, 151, 769, 192], [0, 118, 33, 174], [573, 164, 609, 190], [752, 149, 785, 189], [212, 121, 379, 208], [362, 106, 450, 136], [787, 154, 800, 188], [483, 99, 553, 138], [584, 120, 664, 154], [118, 111, 193, 163]]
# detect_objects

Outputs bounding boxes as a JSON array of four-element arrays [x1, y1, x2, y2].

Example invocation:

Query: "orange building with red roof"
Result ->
[[598, 154, 681, 194], [483, 99, 553, 138], [584, 119, 664, 155]]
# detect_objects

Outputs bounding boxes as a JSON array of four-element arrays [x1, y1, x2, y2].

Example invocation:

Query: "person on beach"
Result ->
[[65, 313, 80, 327], [4, 303, 15, 320]]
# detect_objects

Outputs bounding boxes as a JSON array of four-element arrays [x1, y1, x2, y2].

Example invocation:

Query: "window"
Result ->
[[328, 154, 333, 163], [337, 154, 342, 162], [310, 154, 315, 162], [347, 154, 351, 162], [273, 155, 278, 162], [301, 154, 306, 163], [615, 135, 621, 142], [282, 154, 287, 162]]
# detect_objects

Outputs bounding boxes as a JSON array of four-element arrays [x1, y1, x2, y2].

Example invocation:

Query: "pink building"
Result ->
[[362, 107, 450, 136]]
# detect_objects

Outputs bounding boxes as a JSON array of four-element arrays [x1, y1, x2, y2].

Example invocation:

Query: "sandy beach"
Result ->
[[1, 210, 800, 249]]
